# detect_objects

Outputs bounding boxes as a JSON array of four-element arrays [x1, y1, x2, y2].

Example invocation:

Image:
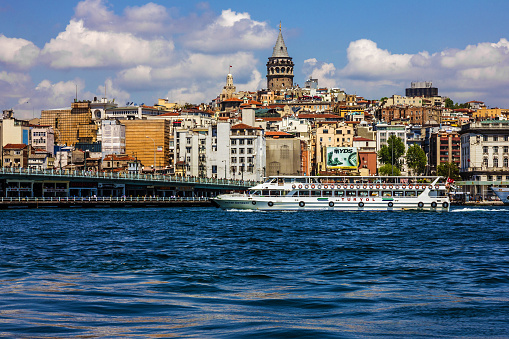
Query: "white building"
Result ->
[[31, 125, 55, 155], [101, 120, 125, 159], [375, 123, 408, 173], [460, 120, 509, 181]]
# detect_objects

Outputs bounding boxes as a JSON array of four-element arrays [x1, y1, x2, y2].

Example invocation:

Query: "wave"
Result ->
[[451, 207, 509, 213]]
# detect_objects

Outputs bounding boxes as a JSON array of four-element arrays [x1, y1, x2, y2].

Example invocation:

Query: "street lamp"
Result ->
[[146, 136, 156, 172]]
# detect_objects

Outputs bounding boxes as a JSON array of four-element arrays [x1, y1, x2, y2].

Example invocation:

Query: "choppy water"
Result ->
[[0, 206, 508, 338]]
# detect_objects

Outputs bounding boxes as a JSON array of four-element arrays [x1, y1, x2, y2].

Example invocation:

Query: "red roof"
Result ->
[[231, 123, 262, 130], [222, 98, 243, 102], [158, 112, 180, 117], [3, 143, 27, 149], [298, 113, 340, 119], [265, 131, 293, 137], [258, 117, 283, 122], [354, 137, 374, 142]]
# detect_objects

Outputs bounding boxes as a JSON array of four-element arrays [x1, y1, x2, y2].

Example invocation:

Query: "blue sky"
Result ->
[[1, 0, 509, 119]]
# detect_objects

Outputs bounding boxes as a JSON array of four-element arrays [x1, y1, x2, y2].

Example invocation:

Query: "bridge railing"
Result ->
[[0, 167, 257, 187], [0, 196, 210, 203]]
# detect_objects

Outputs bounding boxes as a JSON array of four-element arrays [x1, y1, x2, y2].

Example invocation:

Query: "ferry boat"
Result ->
[[490, 186, 509, 204], [212, 176, 451, 211]]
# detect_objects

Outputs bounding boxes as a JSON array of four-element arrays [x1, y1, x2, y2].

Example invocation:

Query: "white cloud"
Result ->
[[0, 35, 40, 69], [41, 19, 174, 69], [336, 38, 509, 106], [181, 9, 276, 53], [96, 78, 130, 105], [75, 0, 170, 35], [303, 58, 338, 88], [35, 78, 86, 107]]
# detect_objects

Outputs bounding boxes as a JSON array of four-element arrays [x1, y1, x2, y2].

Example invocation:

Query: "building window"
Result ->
[[504, 146, 509, 154], [239, 148, 245, 154], [247, 139, 253, 145], [483, 158, 488, 167], [483, 135, 488, 141], [231, 148, 237, 154], [231, 157, 237, 163], [494, 146, 499, 153], [231, 139, 236, 145], [239, 139, 245, 145], [505, 158, 509, 167], [494, 158, 499, 167], [483, 146, 488, 154], [493, 136, 498, 141], [247, 148, 253, 154]]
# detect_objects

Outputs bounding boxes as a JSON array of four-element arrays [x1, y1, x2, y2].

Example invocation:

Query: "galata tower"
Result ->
[[266, 23, 294, 91]]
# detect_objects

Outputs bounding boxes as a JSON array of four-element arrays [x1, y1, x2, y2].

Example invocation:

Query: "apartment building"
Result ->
[[460, 120, 509, 181]]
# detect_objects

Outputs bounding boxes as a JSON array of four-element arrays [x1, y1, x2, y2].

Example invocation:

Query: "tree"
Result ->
[[378, 164, 401, 176], [437, 162, 461, 181], [445, 98, 454, 109], [377, 135, 406, 169], [406, 144, 427, 175]]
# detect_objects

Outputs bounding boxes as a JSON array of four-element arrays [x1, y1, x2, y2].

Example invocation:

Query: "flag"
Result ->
[[447, 177, 454, 184]]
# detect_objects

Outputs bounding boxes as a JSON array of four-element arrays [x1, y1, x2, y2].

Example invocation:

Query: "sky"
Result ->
[[1, 0, 509, 119]]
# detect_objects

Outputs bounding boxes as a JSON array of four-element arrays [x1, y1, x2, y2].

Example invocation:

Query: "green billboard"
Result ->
[[326, 147, 358, 169]]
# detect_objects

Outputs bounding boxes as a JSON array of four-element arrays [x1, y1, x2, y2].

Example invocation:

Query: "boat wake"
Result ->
[[451, 207, 509, 213]]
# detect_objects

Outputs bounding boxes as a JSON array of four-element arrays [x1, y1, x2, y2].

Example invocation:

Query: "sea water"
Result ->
[[0, 207, 508, 337]]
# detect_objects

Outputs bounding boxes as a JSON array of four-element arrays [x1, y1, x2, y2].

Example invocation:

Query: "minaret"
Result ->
[[266, 23, 294, 91], [220, 66, 236, 101]]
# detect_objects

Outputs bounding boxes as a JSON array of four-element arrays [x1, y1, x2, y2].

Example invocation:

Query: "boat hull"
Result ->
[[212, 196, 450, 212]]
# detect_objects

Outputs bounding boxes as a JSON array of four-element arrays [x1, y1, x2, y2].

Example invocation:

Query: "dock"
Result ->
[[0, 196, 212, 209]]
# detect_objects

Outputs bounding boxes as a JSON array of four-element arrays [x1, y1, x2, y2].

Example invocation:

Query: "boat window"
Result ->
[[285, 191, 295, 196], [358, 191, 368, 197], [382, 191, 392, 197], [269, 190, 279, 196], [283, 178, 294, 183], [309, 178, 318, 183], [335, 190, 345, 197], [346, 191, 357, 197], [299, 190, 310, 196], [323, 190, 333, 196], [311, 190, 321, 196], [417, 190, 424, 195], [405, 191, 416, 197], [262, 190, 270, 196], [251, 190, 261, 195], [264, 178, 273, 183], [394, 191, 404, 197], [369, 191, 379, 197], [295, 178, 307, 183]]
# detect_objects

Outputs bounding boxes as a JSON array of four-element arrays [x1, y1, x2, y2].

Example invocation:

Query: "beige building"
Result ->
[[265, 132, 302, 176], [40, 101, 97, 146], [3, 143, 29, 168], [123, 119, 170, 170], [314, 122, 355, 173]]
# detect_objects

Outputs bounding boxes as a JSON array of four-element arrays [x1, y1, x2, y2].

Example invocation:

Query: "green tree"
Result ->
[[436, 162, 461, 181], [406, 144, 427, 175], [444, 98, 454, 109], [377, 135, 406, 169], [378, 164, 401, 176]]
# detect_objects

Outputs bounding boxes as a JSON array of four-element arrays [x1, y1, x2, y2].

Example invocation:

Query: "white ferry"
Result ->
[[212, 176, 451, 211]]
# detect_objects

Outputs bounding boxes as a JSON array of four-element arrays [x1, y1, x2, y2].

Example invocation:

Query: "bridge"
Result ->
[[0, 168, 256, 198]]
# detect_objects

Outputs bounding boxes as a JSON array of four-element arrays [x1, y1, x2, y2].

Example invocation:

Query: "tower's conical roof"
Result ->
[[271, 24, 289, 58]]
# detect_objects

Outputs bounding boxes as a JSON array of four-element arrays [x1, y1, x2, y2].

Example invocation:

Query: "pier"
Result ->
[[0, 196, 212, 209]]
